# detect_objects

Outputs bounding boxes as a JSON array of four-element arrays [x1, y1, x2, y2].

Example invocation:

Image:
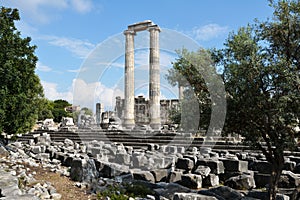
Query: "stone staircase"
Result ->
[[17, 129, 300, 156]]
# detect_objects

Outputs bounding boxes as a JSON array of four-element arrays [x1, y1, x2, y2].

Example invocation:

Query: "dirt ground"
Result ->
[[28, 164, 98, 200]]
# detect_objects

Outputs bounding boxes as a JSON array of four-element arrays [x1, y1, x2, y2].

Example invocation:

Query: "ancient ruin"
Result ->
[[123, 20, 161, 130]]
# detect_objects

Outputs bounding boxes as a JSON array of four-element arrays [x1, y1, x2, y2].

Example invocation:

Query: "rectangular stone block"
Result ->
[[196, 159, 224, 174], [220, 158, 248, 173]]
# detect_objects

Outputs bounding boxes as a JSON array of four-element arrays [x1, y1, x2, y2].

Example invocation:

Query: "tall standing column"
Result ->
[[123, 30, 136, 129], [149, 25, 161, 129]]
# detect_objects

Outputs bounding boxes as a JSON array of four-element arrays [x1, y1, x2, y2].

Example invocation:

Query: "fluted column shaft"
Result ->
[[149, 26, 161, 129], [123, 30, 136, 129]]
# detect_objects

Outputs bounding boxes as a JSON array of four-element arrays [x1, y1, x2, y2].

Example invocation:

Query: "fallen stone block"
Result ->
[[114, 153, 131, 165], [283, 161, 296, 171], [178, 174, 202, 189], [225, 174, 256, 190], [30, 146, 42, 154], [293, 163, 300, 174], [132, 169, 155, 183], [248, 160, 271, 174], [220, 158, 248, 173], [176, 157, 194, 172], [174, 192, 217, 200], [246, 191, 290, 200], [0, 169, 22, 197], [151, 169, 169, 182], [199, 186, 243, 200], [168, 171, 183, 183], [254, 173, 270, 188], [196, 159, 224, 174], [70, 158, 98, 183], [288, 156, 300, 165], [154, 182, 191, 200], [279, 170, 300, 188], [70, 158, 84, 182], [202, 174, 219, 187], [193, 165, 211, 177], [99, 162, 129, 178], [0, 146, 9, 157]]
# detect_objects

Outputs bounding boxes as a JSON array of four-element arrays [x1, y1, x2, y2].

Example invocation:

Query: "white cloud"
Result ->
[[70, 0, 93, 14], [42, 79, 123, 110], [36, 62, 52, 72], [192, 24, 229, 41], [46, 36, 95, 58], [3, 0, 95, 24], [41, 81, 73, 102], [73, 79, 123, 110]]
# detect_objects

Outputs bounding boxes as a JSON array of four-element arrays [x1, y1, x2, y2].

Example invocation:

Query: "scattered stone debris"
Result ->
[[1, 132, 300, 200]]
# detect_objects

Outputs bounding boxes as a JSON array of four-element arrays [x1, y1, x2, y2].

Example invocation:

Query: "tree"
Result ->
[[37, 98, 54, 121], [213, 1, 300, 199], [166, 48, 226, 133], [0, 7, 44, 135], [52, 99, 72, 123]]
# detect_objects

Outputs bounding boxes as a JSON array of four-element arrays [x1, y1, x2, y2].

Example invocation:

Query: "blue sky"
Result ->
[[2, 0, 273, 110]]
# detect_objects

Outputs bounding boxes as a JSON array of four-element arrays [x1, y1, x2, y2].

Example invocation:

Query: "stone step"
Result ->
[[16, 130, 300, 156]]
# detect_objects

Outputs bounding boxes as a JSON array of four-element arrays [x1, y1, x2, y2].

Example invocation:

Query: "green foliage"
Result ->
[[166, 48, 224, 131], [0, 7, 44, 135], [51, 99, 72, 123], [96, 182, 154, 200], [37, 98, 54, 121], [168, 106, 181, 125], [212, 0, 300, 199]]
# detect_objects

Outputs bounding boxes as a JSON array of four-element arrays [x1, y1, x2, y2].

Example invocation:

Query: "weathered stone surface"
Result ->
[[178, 174, 202, 189], [151, 169, 168, 182], [199, 186, 243, 200], [194, 165, 211, 177], [114, 153, 131, 165], [254, 172, 270, 188], [176, 157, 194, 172], [202, 174, 219, 187], [279, 170, 300, 188], [246, 191, 290, 200], [64, 138, 74, 147], [293, 163, 300, 174], [70, 158, 84, 181], [99, 162, 129, 178], [283, 161, 296, 171], [132, 152, 148, 168], [168, 171, 183, 183], [196, 159, 224, 174], [220, 158, 248, 173], [249, 160, 272, 174], [0, 169, 21, 197], [31, 146, 42, 154], [0, 146, 9, 157], [154, 182, 191, 200], [225, 174, 256, 190], [174, 192, 218, 200], [132, 169, 155, 183]]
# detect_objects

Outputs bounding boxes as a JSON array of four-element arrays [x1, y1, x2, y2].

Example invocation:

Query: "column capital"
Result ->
[[148, 25, 161, 32], [123, 29, 136, 36]]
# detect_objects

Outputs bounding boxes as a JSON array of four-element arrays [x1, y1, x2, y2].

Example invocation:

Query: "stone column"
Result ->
[[179, 85, 184, 101], [123, 30, 136, 129], [149, 25, 161, 129], [96, 103, 102, 127]]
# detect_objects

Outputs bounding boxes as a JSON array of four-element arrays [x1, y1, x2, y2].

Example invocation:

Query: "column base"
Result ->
[[150, 123, 161, 130], [123, 119, 135, 130]]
